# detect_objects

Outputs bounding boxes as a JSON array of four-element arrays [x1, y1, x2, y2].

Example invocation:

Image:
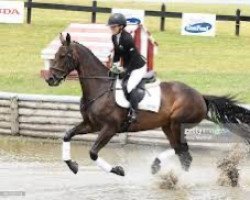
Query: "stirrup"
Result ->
[[120, 108, 136, 132], [128, 108, 137, 123]]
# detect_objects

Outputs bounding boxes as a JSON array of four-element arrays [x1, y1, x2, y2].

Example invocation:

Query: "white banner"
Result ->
[[0, 1, 24, 24], [112, 8, 145, 25], [181, 13, 216, 37]]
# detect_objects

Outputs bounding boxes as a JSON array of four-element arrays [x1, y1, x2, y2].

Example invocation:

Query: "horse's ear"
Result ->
[[59, 33, 65, 45], [66, 33, 71, 46]]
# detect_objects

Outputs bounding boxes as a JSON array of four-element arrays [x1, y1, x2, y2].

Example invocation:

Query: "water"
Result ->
[[0, 135, 250, 199]]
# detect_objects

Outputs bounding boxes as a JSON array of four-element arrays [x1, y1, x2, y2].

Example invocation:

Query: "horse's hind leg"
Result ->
[[151, 123, 193, 175], [169, 121, 193, 171], [63, 121, 93, 174], [151, 125, 175, 175]]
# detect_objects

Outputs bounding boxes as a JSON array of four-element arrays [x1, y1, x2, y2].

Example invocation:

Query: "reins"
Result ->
[[80, 76, 119, 109], [80, 76, 116, 80], [52, 41, 120, 109]]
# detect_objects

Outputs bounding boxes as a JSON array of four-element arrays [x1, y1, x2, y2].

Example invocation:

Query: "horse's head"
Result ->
[[46, 33, 78, 86]]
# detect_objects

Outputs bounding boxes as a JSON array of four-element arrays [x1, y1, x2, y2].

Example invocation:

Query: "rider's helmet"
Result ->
[[107, 13, 127, 27]]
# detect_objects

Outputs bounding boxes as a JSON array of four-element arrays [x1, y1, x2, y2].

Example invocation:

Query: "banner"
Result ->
[[181, 13, 216, 37], [0, 1, 24, 23], [112, 8, 145, 25]]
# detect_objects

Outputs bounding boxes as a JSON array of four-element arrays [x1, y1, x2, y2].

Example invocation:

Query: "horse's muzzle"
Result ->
[[45, 74, 62, 87]]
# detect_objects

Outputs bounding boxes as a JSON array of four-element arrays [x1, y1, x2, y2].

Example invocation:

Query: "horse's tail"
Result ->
[[203, 95, 250, 142]]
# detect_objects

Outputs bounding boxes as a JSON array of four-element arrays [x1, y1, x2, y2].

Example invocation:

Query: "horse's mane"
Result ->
[[73, 41, 109, 71]]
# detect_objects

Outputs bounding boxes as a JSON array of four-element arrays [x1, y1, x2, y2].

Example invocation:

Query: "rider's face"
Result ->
[[110, 25, 121, 35]]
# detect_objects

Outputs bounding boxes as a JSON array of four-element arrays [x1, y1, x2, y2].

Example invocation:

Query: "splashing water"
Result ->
[[158, 170, 179, 190], [217, 143, 250, 187], [155, 157, 195, 190]]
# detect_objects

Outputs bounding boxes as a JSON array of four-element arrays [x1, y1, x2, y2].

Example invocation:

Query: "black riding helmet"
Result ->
[[108, 13, 127, 27]]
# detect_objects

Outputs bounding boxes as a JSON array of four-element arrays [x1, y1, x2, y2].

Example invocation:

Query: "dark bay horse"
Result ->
[[46, 33, 250, 176]]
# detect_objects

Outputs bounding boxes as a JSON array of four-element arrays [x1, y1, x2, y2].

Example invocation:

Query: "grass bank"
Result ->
[[1, 1, 250, 101]]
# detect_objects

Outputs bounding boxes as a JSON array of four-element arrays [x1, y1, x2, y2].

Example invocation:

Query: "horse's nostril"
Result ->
[[46, 77, 54, 86]]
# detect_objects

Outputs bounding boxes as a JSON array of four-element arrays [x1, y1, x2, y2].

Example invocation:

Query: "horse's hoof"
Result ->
[[228, 168, 239, 187], [111, 166, 125, 176], [65, 160, 78, 174], [151, 158, 161, 175], [179, 152, 192, 172]]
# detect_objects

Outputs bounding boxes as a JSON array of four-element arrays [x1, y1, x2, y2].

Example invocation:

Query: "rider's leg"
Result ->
[[127, 65, 147, 93], [128, 89, 140, 121], [127, 65, 147, 121]]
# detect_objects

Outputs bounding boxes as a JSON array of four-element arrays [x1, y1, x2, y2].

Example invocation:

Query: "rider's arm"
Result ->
[[123, 33, 146, 69], [123, 33, 136, 57], [111, 35, 120, 63]]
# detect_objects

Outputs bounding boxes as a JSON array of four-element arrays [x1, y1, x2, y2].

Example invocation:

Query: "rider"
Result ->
[[108, 13, 147, 122]]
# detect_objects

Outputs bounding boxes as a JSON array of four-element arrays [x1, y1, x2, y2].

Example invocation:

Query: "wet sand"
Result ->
[[0, 135, 250, 200]]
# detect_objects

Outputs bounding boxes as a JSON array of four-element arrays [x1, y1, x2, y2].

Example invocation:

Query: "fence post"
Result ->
[[160, 3, 166, 31], [10, 96, 19, 135], [27, 0, 32, 24], [235, 9, 241, 36], [91, 0, 97, 23]]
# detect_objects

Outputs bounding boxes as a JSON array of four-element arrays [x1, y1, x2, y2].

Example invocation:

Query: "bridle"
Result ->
[[50, 51, 78, 81], [50, 46, 118, 109]]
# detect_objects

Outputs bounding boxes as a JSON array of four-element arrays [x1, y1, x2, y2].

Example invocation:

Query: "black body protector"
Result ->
[[112, 31, 145, 72], [108, 13, 146, 123]]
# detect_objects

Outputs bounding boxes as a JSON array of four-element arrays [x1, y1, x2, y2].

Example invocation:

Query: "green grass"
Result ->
[[1, 1, 250, 102]]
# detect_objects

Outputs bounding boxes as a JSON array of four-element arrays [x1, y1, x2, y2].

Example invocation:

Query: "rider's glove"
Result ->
[[110, 62, 124, 74]]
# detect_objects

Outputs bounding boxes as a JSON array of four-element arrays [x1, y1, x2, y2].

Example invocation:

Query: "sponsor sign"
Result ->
[[0, 1, 24, 23], [112, 8, 145, 25], [181, 13, 216, 36]]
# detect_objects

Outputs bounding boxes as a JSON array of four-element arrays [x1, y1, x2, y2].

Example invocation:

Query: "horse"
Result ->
[[45, 33, 250, 177]]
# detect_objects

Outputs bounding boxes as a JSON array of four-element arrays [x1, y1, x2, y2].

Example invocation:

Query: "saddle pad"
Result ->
[[115, 79, 161, 112]]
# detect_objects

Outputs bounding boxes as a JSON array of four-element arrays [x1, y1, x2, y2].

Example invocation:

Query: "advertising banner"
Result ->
[[0, 1, 24, 24], [181, 13, 216, 37]]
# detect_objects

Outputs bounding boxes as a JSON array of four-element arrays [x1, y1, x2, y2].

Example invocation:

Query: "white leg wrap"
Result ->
[[62, 142, 71, 161], [127, 65, 147, 93], [95, 157, 112, 173], [157, 149, 175, 163]]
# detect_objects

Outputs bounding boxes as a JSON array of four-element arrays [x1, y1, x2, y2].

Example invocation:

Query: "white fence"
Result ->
[[0, 92, 167, 145], [0, 92, 80, 137], [0, 91, 249, 146]]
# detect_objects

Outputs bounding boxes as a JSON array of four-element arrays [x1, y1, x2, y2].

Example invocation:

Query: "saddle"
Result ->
[[118, 70, 157, 131], [121, 70, 156, 103]]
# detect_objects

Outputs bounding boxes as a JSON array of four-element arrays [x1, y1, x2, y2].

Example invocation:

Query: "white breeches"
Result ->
[[127, 65, 147, 93]]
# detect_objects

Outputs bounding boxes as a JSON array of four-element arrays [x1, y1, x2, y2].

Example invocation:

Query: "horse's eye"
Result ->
[[60, 54, 65, 58]]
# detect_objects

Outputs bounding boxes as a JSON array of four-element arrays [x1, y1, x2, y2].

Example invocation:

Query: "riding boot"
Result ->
[[128, 89, 139, 123], [128, 107, 137, 123]]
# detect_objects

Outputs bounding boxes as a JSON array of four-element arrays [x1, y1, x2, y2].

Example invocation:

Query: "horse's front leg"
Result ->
[[89, 125, 125, 177], [63, 121, 93, 174]]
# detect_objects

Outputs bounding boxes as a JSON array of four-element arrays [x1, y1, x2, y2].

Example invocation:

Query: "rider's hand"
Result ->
[[111, 62, 124, 74], [112, 62, 119, 68]]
